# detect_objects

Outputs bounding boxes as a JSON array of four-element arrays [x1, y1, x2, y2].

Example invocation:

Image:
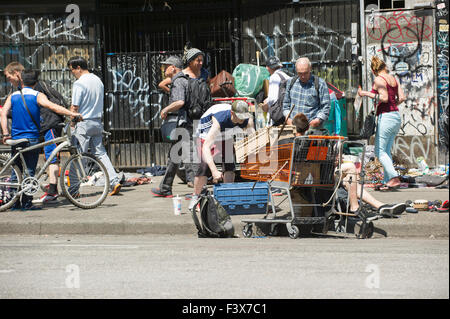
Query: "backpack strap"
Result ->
[[313, 75, 323, 108], [288, 75, 299, 92], [277, 71, 286, 83], [18, 88, 40, 130]]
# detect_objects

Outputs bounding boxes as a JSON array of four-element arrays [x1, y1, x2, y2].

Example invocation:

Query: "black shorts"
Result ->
[[195, 138, 236, 177]]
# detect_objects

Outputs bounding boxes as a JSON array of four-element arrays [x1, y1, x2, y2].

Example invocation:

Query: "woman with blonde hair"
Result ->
[[358, 56, 406, 190]]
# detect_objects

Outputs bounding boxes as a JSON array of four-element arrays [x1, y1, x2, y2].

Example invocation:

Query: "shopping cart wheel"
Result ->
[[288, 225, 300, 239], [242, 223, 253, 238], [355, 220, 374, 239]]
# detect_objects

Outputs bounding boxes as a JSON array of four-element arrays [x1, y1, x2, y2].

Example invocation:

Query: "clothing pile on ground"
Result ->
[[362, 157, 448, 190], [82, 172, 152, 188], [136, 165, 166, 177]]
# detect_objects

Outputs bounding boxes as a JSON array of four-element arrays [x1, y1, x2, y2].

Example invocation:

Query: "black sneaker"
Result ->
[[151, 188, 173, 198], [357, 209, 378, 221]]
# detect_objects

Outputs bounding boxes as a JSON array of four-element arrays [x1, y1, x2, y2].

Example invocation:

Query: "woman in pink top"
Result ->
[[358, 56, 406, 190]]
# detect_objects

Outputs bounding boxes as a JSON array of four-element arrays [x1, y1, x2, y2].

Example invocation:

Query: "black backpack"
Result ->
[[191, 192, 235, 238], [39, 80, 69, 108], [180, 74, 213, 120], [270, 74, 298, 126], [36, 80, 67, 133]]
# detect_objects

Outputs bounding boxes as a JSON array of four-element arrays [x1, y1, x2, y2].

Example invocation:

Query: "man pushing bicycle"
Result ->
[[1, 70, 82, 210]]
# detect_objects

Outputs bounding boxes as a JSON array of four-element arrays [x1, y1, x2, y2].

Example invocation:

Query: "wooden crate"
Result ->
[[234, 125, 296, 163], [234, 128, 270, 163], [268, 125, 296, 145]]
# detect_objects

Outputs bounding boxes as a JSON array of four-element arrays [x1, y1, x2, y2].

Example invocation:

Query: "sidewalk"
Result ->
[[0, 175, 448, 238]]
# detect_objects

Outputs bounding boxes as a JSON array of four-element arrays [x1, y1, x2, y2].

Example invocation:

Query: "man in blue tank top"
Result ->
[[1, 70, 82, 210]]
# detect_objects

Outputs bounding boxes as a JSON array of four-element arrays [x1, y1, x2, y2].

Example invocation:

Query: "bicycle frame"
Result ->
[[0, 121, 85, 196]]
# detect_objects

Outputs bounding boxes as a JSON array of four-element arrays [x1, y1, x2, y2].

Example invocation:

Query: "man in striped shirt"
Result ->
[[282, 57, 330, 128], [188, 100, 254, 211]]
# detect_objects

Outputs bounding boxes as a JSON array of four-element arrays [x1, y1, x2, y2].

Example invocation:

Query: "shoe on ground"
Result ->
[[109, 183, 122, 196], [187, 181, 194, 188], [151, 187, 173, 198], [188, 194, 199, 211], [36, 192, 59, 203], [378, 203, 406, 217], [357, 209, 378, 221]]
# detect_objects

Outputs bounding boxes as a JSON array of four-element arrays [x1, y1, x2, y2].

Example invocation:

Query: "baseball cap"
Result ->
[[161, 56, 183, 69], [185, 48, 204, 64], [265, 56, 282, 69], [231, 100, 251, 120]]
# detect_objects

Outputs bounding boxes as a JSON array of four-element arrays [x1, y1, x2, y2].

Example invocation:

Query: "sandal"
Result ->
[[437, 200, 449, 213], [377, 203, 406, 217], [375, 184, 399, 191]]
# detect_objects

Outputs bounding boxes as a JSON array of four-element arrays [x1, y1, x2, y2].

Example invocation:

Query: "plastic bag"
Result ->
[[232, 64, 270, 98]]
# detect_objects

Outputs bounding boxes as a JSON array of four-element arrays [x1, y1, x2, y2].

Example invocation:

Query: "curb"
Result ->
[[0, 218, 447, 238]]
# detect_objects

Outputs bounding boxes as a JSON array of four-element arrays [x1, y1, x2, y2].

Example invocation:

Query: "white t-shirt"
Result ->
[[267, 70, 291, 108], [72, 73, 104, 119]]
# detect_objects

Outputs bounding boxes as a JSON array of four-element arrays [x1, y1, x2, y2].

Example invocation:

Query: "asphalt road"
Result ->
[[0, 235, 448, 299]]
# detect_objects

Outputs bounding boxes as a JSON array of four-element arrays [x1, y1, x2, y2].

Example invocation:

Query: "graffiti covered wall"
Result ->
[[241, 1, 360, 134], [0, 14, 96, 103], [365, 9, 437, 165], [435, 0, 449, 155]]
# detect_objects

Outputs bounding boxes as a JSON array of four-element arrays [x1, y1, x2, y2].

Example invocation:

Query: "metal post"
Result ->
[[359, 0, 368, 121]]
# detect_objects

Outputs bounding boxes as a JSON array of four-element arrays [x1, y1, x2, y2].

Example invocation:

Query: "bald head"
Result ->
[[295, 57, 312, 83]]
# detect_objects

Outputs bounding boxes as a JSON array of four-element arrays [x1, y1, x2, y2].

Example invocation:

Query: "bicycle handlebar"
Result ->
[[71, 115, 82, 123]]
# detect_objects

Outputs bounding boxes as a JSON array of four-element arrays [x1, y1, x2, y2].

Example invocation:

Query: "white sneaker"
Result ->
[[36, 192, 59, 203], [188, 194, 199, 211]]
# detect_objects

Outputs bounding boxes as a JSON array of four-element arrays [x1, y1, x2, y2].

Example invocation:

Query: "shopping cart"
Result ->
[[240, 135, 348, 239]]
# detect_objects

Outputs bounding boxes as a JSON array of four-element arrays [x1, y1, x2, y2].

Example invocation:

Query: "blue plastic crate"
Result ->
[[213, 182, 269, 215]]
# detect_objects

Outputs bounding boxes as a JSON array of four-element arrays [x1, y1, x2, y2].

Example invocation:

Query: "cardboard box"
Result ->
[[290, 189, 313, 217], [291, 162, 321, 185]]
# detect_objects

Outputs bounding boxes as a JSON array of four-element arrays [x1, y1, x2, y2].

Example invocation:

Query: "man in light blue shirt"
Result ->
[[282, 57, 330, 128], [68, 56, 122, 196]]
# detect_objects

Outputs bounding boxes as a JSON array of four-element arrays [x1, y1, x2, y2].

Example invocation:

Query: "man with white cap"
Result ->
[[188, 100, 254, 210], [259, 56, 291, 125]]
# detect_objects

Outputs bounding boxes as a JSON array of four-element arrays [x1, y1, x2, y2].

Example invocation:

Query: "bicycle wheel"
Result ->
[[0, 163, 22, 212], [60, 153, 110, 209]]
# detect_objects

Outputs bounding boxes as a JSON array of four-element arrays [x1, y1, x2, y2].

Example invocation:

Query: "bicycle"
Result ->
[[0, 118, 110, 211]]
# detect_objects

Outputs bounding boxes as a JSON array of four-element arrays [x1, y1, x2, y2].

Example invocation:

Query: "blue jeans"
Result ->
[[375, 111, 401, 184], [11, 138, 40, 208], [73, 119, 118, 185]]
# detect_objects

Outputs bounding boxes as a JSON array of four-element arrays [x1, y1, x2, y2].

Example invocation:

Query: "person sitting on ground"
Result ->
[[189, 100, 255, 211], [292, 112, 406, 218]]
